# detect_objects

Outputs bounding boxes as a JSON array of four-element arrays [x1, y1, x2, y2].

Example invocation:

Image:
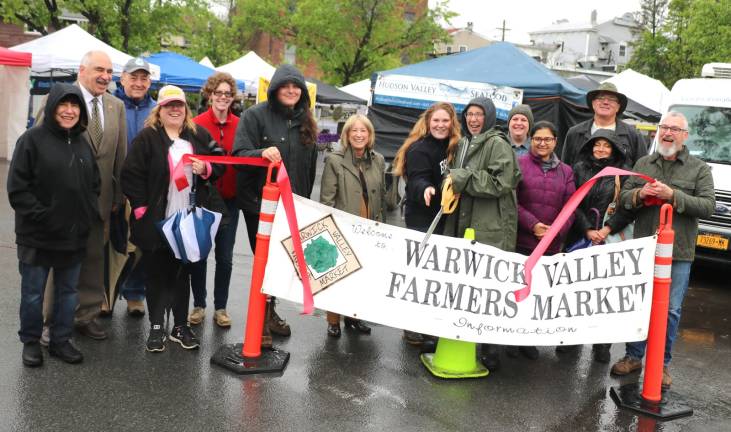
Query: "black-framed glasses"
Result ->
[[213, 90, 233, 98], [658, 125, 687, 134], [532, 137, 556, 144]]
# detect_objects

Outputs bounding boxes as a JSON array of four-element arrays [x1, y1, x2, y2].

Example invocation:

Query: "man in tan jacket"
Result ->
[[38, 50, 127, 341]]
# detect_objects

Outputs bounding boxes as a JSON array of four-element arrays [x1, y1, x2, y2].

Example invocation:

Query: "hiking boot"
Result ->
[[611, 356, 643, 376], [22, 341, 43, 367], [214, 309, 231, 328], [188, 307, 205, 325], [49, 340, 83, 364], [127, 300, 145, 317], [662, 367, 672, 389], [146, 324, 166, 353], [169, 325, 200, 350], [267, 301, 291, 337], [40, 325, 50, 347], [592, 343, 611, 364]]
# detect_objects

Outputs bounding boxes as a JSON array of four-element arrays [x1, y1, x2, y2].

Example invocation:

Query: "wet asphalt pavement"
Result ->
[[0, 156, 729, 432]]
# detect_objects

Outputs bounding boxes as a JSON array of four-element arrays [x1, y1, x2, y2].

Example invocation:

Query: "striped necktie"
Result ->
[[89, 97, 103, 146]]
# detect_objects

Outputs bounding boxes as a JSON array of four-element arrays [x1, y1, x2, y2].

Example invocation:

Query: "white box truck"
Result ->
[[658, 64, 731, 263]]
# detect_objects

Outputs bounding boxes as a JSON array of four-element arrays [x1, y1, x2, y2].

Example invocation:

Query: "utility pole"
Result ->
[[496, 20, 511, 41]]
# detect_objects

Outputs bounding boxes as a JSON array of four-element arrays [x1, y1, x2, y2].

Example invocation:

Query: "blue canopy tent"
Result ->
[[368, 42, 592, 158], [144, 52, 245, 93]]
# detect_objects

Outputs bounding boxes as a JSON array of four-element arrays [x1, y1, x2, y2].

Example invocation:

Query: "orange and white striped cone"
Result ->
[[611, 204, 693, 420], [211, 162, 290, 375]]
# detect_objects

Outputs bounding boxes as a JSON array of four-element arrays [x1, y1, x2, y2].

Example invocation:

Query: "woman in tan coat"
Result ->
[[319, 114, 386, 337]]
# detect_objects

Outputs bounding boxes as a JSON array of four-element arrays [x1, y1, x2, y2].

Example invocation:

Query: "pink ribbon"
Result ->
[[514, 167, 656, 303], [172, 154, 314, 314]]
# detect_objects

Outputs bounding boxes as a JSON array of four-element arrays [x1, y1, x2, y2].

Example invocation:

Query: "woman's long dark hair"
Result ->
[[300, 108, 317, 147]]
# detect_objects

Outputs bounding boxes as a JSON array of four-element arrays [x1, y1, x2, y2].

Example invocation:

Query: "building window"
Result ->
[[446, 46, 452, 54], [459, 45, 467, 52], [284, 44, 296, 64], [23, 24, 41, 35], [619, 44, 626, 57]]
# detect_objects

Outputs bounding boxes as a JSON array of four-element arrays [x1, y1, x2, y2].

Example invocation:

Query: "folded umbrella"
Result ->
[[175, 206, 222, 264], [156, 210, 184, 260]]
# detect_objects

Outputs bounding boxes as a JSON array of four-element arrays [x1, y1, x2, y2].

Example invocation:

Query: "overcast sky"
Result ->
[[432, 0, 642, 44]]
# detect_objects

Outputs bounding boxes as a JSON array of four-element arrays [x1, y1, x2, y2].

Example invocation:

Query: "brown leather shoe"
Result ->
[[662, 367, 672, 389], [610, 356, 642, 376], [75, 320, 107, 340]]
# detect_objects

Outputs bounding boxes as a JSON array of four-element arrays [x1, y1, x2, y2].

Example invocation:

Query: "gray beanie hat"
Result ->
[[508, 104, 534, 132]]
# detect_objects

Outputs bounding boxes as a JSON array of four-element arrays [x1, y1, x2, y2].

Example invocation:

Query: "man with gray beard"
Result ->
[[610, 111, 715, 389]]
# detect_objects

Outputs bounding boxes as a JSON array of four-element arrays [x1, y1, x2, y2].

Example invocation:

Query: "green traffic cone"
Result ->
[[420, 228, 489, 379]]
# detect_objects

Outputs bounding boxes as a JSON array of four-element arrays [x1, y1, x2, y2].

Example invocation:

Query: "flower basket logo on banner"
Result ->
[[281, 215, 362, 295]]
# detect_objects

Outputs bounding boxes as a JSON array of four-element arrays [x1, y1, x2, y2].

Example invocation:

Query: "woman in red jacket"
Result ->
[[189, 72, 240, 328]]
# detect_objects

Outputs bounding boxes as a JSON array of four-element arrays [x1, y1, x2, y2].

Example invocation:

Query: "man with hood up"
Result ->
[[233, 64, 318, 344], [8, 83, 100, 367], [442, 97, 522, 372]]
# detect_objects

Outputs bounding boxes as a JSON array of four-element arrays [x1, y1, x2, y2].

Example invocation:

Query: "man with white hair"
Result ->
[[610, 111, 715, 388]]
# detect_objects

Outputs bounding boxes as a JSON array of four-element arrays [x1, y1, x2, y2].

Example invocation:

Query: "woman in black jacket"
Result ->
[[122, 85, 224, 353], [8, 83, 100, 366], [392, 102, 461, 231], [392, 102, 461, 345], [570, 128, 634, 363], [232, 64, 318, 342]]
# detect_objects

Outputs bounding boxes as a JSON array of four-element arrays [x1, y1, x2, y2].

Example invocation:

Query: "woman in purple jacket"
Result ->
[[514, 121, 576, 360]]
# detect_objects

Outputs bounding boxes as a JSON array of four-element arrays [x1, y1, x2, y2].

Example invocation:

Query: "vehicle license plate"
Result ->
[[696, 234, 729, 250]]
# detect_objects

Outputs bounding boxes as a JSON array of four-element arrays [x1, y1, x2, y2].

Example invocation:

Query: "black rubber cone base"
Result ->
[[610, 383, 693, 421], [210, 343, 290, 375]]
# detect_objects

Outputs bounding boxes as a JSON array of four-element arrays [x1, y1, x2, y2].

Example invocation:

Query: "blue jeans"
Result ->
[[625, 260, 692, 365], [120, 255, 146, 301], [18, 261, 81, 344], [190, 199, 239, 310]]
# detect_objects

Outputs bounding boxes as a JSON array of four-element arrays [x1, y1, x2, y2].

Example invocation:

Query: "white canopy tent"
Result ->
[[0, 47, 32, 160], [11, 24, 160, 79], [604, 69, 670, 115], [216, 51, 275, 95], [339, 79, 371, 105], [199, 56, 215, 68]]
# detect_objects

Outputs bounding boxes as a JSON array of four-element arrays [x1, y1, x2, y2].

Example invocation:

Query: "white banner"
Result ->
[[372, 74, 524, 121], [262, 196, 657, 346]]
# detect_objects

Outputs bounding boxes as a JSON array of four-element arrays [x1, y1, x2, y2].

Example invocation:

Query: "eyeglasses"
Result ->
[[465, 112, 484, 118], [532, 137, 556, 144], [213, 91, 233, 98], [595, 95, 619, 103], [658, 124, 687, 134]]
